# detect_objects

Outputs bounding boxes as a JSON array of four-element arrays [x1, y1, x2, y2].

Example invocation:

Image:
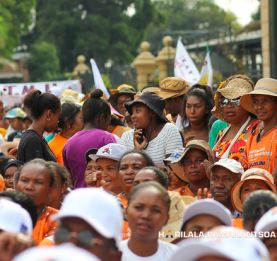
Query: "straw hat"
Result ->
[[240, 78, 277, 114], [212, 75, 254, 120], [231, 168, 276, 213], [168, 139, 213, 183], [158, 77, 190, 100], [160, 191, 185, 242]]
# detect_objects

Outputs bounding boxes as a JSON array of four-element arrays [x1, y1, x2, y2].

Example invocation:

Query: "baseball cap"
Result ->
[[181, 199, 232, 229], [170, 226, 269, 261], [231, 168, 276, 213], [208, 158, 244, 177], [255, 206, 277, 235], [14, 244, 100, 261], [4, 107, 26, 119], [89, 143, 127, 162], [0, 198, 33, 235], [53, 188, 123, 247]]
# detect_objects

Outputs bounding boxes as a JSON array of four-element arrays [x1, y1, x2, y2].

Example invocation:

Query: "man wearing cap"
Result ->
[[208, 158, 244, 219], [53, 188, 123, 261], [4, 107, 26, 141], [89, 143, 127, 195], [158, 77, 190, 130]]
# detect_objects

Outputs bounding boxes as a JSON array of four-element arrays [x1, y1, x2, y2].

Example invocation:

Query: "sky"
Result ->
[[214, 0, 260, 25]]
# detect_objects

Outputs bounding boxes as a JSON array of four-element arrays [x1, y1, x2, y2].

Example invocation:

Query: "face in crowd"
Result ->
[[210, 166, 240, 209], [252, 95, 277, 122], [126, 182, 170, 242], [130, 104, 156, 130], [116, 94, 133, 116]]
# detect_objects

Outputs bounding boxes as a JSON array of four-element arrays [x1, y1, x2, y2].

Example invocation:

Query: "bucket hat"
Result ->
[[231, 168, 276, 212], [167, 140, 213, 182], [240, 78, 277, 114], [212, 75, 254, 120], [125, 91, 168, 123], [158, 77, 190, 100]]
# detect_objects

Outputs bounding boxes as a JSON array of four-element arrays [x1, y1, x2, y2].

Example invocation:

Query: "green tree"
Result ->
[[27, 41, 60, 81], [0, 0, 36, 57], [145, 0, 240, 51], [27, 0, 159, 72]]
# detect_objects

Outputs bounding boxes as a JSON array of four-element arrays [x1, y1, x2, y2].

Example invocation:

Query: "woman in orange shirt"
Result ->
[[48, 102, 83, 164], [240, 78, 277, 174]]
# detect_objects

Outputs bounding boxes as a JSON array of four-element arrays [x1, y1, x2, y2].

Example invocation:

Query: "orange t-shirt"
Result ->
[[32, 206, 58, 244], [112, 125, 130, 138], [232, 218, 243, 229], [0, 175, 5, 192], [243, 127, 277, 174], [117, 193, 130, 240], [48, 134, 68, 165]]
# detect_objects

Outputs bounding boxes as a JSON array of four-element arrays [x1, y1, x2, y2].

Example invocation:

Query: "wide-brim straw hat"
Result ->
[[240, 78, 277, 114], [158, 77, 190, 100], [231, 168, 277, 213], [125, 92, 168, 123], [212, 75, 254, 120], [168, 139, 213, 183]]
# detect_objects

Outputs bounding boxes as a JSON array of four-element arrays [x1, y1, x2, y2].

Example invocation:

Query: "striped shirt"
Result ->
[[120, 123, 183, 166]]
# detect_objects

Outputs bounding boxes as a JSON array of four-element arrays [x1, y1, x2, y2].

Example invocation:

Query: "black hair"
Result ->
[[243, 190, 277, 231], [82, 89, 111, 124], [0, 191, 38, 227], [15, 159, 56, 187], [127, 181, 171, 211], [138, 166, 169, 189], [117, 150, 155, 172], [110, 114, 125, 127], [0, 157, 23, 177], [23, 89, 61, 120], [58, 102, 81, 130], [48, 162, 72, 188], [182, 84, 214, 129]]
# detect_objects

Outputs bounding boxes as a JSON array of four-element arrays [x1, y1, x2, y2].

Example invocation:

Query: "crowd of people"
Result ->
[[0, 75, 276, 261]]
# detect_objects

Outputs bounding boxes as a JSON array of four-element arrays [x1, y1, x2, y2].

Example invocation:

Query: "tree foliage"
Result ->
[[27, 41, 60, 81], [27, 0, 158, 72], [0, 0, 36, 57], [145, 0, 241, 51]]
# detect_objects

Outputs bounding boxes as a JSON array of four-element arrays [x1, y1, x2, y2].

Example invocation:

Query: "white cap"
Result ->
[[53, 188, 123, 247], [14, 244, 100, 261], [255, 206, 277, 234], [208, 158, 244, 175], [170, 226, 269, 261], [181, 199, 232, 228], [89, 143, 127, 161], [0, 199, 32, 235]]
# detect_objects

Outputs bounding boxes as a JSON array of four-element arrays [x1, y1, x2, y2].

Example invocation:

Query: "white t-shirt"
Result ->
[[120, 123, 183, 166], [120, 239, 177, 261]]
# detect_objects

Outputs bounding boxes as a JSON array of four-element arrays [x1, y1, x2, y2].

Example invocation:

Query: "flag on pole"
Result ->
[[174, 37, 200, 85], [90, 58, 110, 99], [198, 49, 213, 87]]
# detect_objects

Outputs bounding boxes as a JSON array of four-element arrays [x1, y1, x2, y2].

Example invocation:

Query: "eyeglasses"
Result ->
[[219, 98, 240, 107], [54, 226, 95, 249]]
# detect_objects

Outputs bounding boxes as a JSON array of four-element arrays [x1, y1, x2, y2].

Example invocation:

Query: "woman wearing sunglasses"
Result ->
[[212, 75, 259, 163]]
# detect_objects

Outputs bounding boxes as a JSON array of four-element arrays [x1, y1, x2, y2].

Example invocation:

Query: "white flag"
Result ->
[[198, 51, 213, 87], [90, 58, 110, 99], [174, 37, 200, 85]]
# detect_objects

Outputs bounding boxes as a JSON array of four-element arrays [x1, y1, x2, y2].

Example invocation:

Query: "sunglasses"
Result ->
[[219, 97, 240, 107], [54, 226, 95, 249]]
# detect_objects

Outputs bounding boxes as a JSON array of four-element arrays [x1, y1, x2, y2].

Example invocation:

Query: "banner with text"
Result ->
[[0, 80, 82, 106]]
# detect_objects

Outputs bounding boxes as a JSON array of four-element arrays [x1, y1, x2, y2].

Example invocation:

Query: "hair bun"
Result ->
[[90, 89, 103, 99]]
